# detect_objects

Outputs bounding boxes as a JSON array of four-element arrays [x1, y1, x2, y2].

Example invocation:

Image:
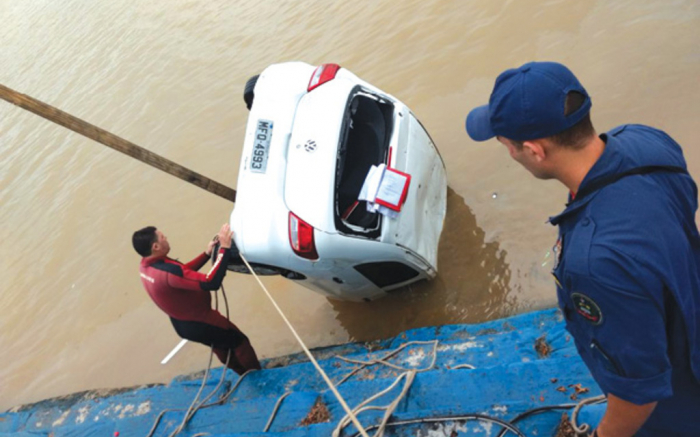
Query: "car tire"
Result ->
[[243, 75, 259, 110]]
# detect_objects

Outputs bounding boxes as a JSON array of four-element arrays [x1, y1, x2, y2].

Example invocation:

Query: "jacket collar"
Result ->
[[549, 132, 622, 226], [141, 255, 168, 267]]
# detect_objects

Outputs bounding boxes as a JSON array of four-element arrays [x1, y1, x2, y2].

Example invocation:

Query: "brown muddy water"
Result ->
[[0, 0, 698, 410]]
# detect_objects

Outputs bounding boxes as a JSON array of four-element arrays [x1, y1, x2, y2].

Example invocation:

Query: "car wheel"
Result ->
[[243, 75, 259, 110]]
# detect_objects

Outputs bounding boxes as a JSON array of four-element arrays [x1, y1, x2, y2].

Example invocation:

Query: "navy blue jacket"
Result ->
[[550, 124, 700, 435]]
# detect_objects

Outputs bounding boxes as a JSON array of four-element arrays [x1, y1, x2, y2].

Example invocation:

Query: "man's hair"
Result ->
[[514, 91, 595, 149], [132, 226, 157, 257]]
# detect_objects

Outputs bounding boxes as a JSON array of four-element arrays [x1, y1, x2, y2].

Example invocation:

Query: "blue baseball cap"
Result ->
[[465, 62, 591, 142]]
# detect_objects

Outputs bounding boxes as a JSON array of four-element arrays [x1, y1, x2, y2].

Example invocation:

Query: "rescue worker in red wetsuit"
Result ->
[[133, 223, 261, 374]]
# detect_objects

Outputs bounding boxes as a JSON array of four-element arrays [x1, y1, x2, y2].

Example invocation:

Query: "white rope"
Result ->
[[570, 394, 607, 435], [167, 348, 216, 437], [264, 391, 292, 432], [150, 284, 250, 437], [169, 349, 233, 437], [239, 254, 370, 437], [335, 340, 438, 385], [332, 370, 416, 437], [337, 340, 438, 370]]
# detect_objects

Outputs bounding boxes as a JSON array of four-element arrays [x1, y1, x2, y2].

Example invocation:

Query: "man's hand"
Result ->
[[205, 236, 219, 256], [217, 223, 233, 249]]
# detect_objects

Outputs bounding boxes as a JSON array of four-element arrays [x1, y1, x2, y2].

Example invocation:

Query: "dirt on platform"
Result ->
[[534, 335, 552, 358], [554, 413, 576, 437], [300, 397, 330, 425]]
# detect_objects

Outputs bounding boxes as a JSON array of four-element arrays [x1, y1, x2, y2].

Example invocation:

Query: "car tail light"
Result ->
[[289, 212, 319, 260], [307, 63, 341, 91]]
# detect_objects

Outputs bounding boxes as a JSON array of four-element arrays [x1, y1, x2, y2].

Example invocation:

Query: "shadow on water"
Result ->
[[329, 187, 516, 342]]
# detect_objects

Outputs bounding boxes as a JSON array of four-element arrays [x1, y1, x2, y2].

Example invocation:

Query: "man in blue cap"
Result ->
[[466, 62, 699, 437]]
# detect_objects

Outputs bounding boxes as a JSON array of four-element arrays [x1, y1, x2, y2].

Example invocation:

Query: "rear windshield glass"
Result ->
[[334, 89, 394, 238], [354, 261, 419, 288]]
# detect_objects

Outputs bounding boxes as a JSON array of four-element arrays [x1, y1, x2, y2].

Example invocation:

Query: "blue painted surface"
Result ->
[[0, 308, 604, 436]]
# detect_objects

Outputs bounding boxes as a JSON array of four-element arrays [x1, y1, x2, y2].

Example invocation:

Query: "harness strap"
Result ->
[[569, 165, 688, 206]]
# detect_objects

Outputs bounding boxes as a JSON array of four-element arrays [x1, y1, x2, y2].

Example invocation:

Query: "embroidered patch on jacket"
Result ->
[[571, 293, 603, 325]]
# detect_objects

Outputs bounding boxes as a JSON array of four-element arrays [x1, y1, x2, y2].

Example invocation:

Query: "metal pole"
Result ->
[[0, 84, 237, 202]]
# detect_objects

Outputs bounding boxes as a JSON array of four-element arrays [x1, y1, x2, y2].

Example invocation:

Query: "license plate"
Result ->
[[250, 119, 273, 173]]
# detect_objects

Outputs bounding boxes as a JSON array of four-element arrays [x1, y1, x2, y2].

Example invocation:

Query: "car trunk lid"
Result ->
[[283, 80, 354, 233]]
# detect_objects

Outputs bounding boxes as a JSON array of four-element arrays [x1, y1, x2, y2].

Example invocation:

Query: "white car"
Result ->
[[228, 62, 447, 302]]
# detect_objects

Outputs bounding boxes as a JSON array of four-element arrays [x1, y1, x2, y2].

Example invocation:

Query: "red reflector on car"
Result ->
[[307, 63, 341, 91], [289, 212, 319, 260]]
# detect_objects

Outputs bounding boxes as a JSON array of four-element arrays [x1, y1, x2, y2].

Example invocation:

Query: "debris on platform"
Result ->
[[534, 335, 552, 358], [570, 383, 589, 395], [555, 413, 576, 437], [300, 397, 330, 426]]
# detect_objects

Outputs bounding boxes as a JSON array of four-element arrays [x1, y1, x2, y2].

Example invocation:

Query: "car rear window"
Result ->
[[354, 261, 419, 288], [334, 89, 394, 238]]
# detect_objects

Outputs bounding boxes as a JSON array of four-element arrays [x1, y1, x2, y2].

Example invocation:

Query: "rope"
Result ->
[[221, 284, 230, 320], [346, 414, 527, 437], [493, 395, 607, 437], [333, 370, 416, 437], [264, 391, 292, 432], [146, 407, 174, 437], [168, 280, 262, 435], [570, 394, 607, 435], [162, 357, 257, 436], [145, 347, 216, 437], [165, 279, 254, 435], [150, 280, 250, 437], [211, 369, 254, 404], [145, 367, 253, 437], [169, 348, 216, 436], [168, 349, 232, 437], [239, 253, 371, 437], [335, 340, 438, 386], [494, 405, 574, 437], [451, 364, 475, 370]]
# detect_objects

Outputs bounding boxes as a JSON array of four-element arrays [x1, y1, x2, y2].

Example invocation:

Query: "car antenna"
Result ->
[[0, 83, 237, 203]]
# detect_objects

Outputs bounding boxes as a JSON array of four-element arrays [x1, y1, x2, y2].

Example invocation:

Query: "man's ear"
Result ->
[[522, 139, 547, 162], [151, 242, 159, 254]]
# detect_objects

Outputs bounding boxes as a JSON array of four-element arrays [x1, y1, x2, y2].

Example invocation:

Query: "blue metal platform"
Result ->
[[0, 308, 604, 437]]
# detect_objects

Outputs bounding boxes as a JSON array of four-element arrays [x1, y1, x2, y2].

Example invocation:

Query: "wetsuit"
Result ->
[[139, 248, 260, 374], [550, 125, 700, 436]]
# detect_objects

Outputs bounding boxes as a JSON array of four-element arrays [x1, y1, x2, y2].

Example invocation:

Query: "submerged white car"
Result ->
[[228, 62, 447, 301]]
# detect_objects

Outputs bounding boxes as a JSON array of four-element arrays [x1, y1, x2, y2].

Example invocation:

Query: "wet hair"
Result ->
[[513, 91, 595, 149], [132, 226, 157, 257]]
